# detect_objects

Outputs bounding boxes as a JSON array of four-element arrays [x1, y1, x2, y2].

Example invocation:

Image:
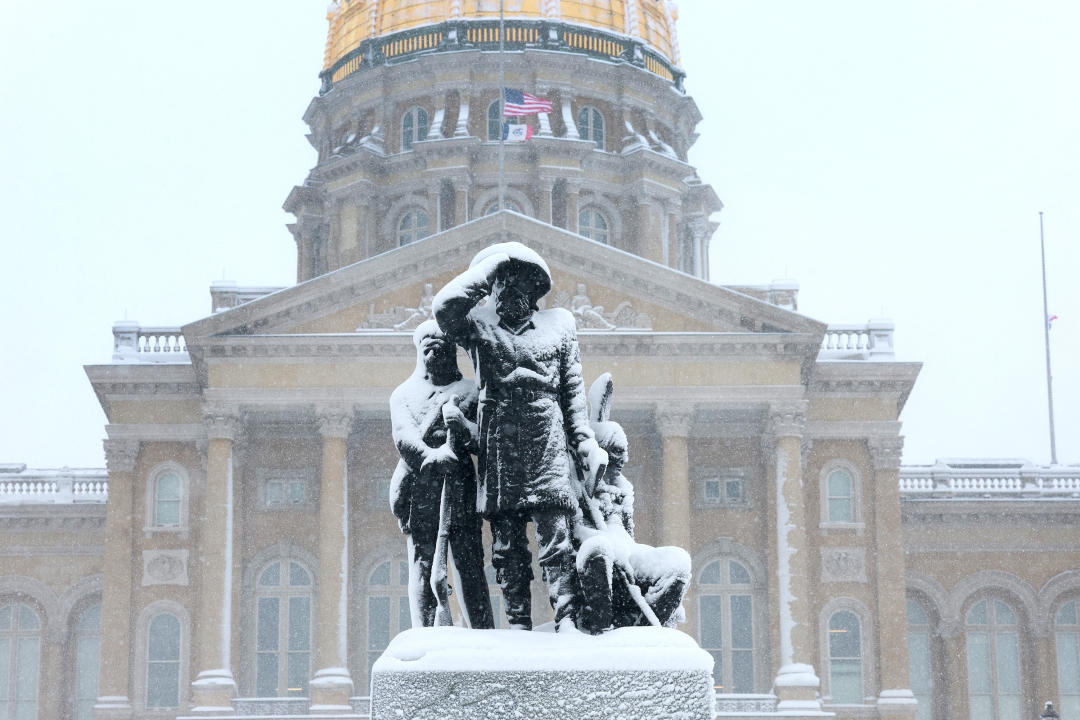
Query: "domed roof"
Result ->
[[323, 0, 681, 72]]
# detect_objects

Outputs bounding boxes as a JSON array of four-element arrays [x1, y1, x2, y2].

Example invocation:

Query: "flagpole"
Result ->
[[1039, 211, 1058, 464], [498, 0, 506, 217]]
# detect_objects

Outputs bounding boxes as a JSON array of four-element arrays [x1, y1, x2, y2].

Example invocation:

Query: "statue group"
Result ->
[[389, 242, 691, 634]]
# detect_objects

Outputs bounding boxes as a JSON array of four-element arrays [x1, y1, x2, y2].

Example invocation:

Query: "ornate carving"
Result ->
[[317, 409, 354, 439], [767, 404, 806, 438], [203, 410, 241, 441], [142, 550, 189, 586], [548, 283, 652, 331], [103, 439, 139, 474], [820, 547, 867, 584], [868, 436, 905, 470], [357, 283, 435, 331], [654, 407, 693, 437], [714, 697, 778, 713]]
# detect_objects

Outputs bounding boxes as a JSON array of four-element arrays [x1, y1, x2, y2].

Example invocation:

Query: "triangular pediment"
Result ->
[[183, 212, 825, 343]]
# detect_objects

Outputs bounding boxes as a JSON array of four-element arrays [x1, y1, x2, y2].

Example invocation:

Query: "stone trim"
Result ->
[[818, 596, 877, 705], [103, 439, 139, 474], [868, 436, 904, 471]]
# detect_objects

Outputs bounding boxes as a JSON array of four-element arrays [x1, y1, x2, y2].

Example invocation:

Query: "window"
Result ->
[[0, 603, 40, 720], [483, 199, 521, 215], [577, 106, 604, 149], [73, 603, 101, 720], [700, 470, 748, 508], [146, 613, 181, 709], [255, 561, 312, 698], [698, 559, 755, 693], [965, 598, 1021, 720], [828, 610, 862, 704], [1055, 600, 1080, 719], [259, 469, 313, 510], [397, 209, 430, 247], [907, 598, 934, 720], [487, 101, 502, 141], [147, 464, 189, 531], [401, 106, 428, 150], [578, 208, 609, 244], [827, 469, 854, 523], [367, 560, 411, 682]]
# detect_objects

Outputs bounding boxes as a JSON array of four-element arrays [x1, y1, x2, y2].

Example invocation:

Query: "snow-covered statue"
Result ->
[[574, 374, 692, 634], [389, 320, 494, 629], [433, 242, 609, 630]]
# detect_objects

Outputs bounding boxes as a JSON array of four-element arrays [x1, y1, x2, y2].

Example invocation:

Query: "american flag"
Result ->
[[503, 89, 553, 116]]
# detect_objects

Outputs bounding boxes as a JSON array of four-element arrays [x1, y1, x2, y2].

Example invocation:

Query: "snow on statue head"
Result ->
[[410, 319, 457, 381], [469, 242, 552, 326]]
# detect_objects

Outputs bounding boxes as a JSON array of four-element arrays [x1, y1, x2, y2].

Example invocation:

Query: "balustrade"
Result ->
[[111, 321, 188, 363], [900, 460, 1080, 497], [819, 320, 895, 360], [0, 470, 108, 504]]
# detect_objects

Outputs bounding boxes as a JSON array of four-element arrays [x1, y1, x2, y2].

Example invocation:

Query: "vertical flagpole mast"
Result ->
[[1039, 211, 1058, 464], [498, 0, 506, 215]]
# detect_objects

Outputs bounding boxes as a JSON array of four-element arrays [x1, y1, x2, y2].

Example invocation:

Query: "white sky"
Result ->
[[0, 1, 1076, 468]]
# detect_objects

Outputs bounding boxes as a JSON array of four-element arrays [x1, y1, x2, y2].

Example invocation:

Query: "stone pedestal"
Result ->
[[371, 627, 715, 720]]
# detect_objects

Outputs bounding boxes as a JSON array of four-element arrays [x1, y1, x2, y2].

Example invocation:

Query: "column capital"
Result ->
[[868, 436, 905, 470], [317, 408, 355, 440], [203, 408, 242, 441], [766, 403, 807, 439], [654, 406, 693, 436], [103, 439, 139, 474]]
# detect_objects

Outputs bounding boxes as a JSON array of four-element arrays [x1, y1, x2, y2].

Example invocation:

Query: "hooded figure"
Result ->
[[389, 319, 494, 628], [434, 242, 607, 629]]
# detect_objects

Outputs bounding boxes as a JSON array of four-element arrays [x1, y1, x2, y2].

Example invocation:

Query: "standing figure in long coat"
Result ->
[[389, 320, 494, 629], [434, 242, 607, 629]]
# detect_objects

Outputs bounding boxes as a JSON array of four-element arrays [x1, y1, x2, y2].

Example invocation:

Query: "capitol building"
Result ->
[[1, 2, 1078, 719]]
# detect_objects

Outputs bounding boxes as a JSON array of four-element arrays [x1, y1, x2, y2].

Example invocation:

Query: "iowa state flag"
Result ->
[[503, 89, 553, 116], [502, 122, 534, 142]]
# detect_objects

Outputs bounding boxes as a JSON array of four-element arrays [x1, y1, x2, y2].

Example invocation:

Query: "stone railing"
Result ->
[[231, 698, 311, 716], [0, 466, 108, 505], [112, 321, 189, 363], [818, 320, 895, 361], [210, 281, 283, 314], [321, 18, 685, 94], [714, 694, 778, 713], [900, 459, 1080, 498]]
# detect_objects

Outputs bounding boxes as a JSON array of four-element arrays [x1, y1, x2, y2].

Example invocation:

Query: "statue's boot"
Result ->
[[577, 552, 613, 634], [645, 572, 690, 627]]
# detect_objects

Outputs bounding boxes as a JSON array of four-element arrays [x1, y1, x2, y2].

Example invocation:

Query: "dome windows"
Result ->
[[401, 106, 429, 151]]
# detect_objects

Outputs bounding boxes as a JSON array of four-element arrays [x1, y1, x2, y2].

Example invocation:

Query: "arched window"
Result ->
[[828, 610, 863, 704], [1055, 599, 1080, 719], [367, 560, 411, 681], [907, 598, 935, 720], [577, 106, 604, 149], [397, 209, 430, 246], [698, 559, 755, 693], [483, 199, 521, 215], [73, 603, 101, 720], [487, 100, 502, 141], [578, 208, 609, 244], [826, 469, 854, 523], [0, 603, 40, 719], [146, 613, 181, 709], [401, 106, 428, 151], [965, 598, 1021, 720], [255, 561, 312, 697], [153, 470, 181, 527]]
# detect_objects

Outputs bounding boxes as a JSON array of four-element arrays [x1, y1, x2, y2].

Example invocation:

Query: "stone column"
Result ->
[[656, 407, 693, 550], [94, 439, 139, 720], [309, 410, 355, 712], [190, 412, 240, 714], [869, 437, 918, 718], [537, 180, 554, 224], [941, 623, 967, 720], [454, 96, 471, 137], [427, 183, 441, 234], [429, 91, 446, 140], [765, 405, 821, 712], [454, 181, 469, 225], [567, 186, 580, 233], [560, 93, 580, 140]]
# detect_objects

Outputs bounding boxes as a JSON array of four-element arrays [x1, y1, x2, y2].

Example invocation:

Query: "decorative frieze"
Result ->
[[820, 547, 867, 584], [317, 409, 355, 439], [868, 436, 905, 471], [654, 407, 693, 437], [767, 404, 807, 439], [203, 410, 242, 441], [142, 550, 190, 587], [547, 283, 652, 330], [103, 439, 140, 474]]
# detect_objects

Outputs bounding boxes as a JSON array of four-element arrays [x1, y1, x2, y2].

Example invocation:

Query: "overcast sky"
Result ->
[[0, 2, 1076, 468]]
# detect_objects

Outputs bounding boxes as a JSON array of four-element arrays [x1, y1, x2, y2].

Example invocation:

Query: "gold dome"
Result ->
[[323, 0, 681, 74]]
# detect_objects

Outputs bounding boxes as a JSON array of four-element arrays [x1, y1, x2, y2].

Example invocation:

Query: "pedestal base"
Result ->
[[371, 626, 715, 720]]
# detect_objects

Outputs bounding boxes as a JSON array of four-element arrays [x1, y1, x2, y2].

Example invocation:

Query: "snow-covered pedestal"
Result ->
[[370, 626, 715, 720]]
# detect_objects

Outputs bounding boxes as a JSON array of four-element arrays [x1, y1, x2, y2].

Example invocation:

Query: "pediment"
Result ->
[[183, 212, 824, 343]]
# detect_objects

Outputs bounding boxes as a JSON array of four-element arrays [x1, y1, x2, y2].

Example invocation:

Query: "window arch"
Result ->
[[255, 560, 313, 698], [965, 598, 1021, 720], [401, 106, 428, 151], [698, 558, 758, 693], [487, 100, 502, 141], [907, 597, 936, 720], [0, 602, 41, 720], [72, 602, 101, 720], [819, 460, 863, 528], [146, 463, 189, 531], [365, 559, 411, 683], [482, 199, 521, 216], [577, 207, 609, 244], [577, 106, 604, 149], [1055, 598, 1080, 719], [397, 209, 430, 247]]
